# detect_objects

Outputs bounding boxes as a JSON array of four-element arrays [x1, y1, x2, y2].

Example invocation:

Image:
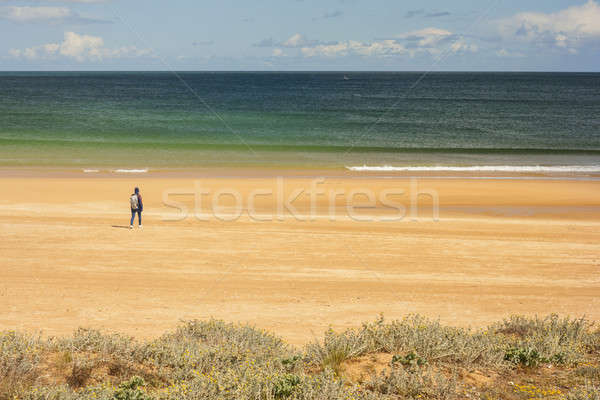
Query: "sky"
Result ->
[[0, 0, 599, 71]]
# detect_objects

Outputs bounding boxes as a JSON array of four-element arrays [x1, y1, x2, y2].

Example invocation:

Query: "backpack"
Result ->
[[130, 194, 139, 210]]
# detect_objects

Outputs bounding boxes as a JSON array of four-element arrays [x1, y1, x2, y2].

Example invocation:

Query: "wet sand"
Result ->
[[1, 168, 599, 344]]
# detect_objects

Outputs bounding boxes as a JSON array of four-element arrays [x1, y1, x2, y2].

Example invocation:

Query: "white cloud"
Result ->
[[497, 0, 600, 51], [301, 42, 349, 57], [0, 6, 70, 21], [397, 28, 454, 47], [0, 0, 106, 3], [450, 40, 478, 53], [300, 27, 476, 58], [254, 33, 326, 48], [59, 31, 103, 60], [280, 33, 319, 48], [9, 31, 151, 62], [0, 5, 109, 23], [395, 27, 476, 55], [301, 40, 407, 58], [281, 33, 305, 47]]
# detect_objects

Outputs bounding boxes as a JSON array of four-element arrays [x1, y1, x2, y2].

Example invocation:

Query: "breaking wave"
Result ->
[[346, 165, 600, 173]]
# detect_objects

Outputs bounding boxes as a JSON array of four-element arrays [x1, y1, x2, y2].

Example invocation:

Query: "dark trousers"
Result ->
[[130, 209, 142, 225]]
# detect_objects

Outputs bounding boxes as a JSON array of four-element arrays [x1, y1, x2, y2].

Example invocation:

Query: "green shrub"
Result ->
[[272, 373, 301, 398], [2, 315, 599, 400], [391, 351, 427, 368], [280, 355, 302, 372], [372, 315, 506, 367], [113, 376, 150, 400], [306, 315, 506, 369], [137, 319, 292, 382], [504, 347, 549, 367], [504, 347, 569, 367], [493, 314, 594, 366]]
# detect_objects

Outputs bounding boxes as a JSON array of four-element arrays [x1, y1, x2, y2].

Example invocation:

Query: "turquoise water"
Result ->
[[0, 72, 599, 168]]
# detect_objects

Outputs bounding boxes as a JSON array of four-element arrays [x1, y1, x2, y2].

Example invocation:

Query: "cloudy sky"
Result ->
[[1, 0, 599, 71]]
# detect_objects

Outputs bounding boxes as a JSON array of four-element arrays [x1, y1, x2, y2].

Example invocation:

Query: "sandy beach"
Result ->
[[1, 168, 599, 345]]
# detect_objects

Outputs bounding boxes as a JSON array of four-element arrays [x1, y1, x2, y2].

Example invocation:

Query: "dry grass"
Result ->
[[0, 331, 42, 399], [1, 314, 599, 400]]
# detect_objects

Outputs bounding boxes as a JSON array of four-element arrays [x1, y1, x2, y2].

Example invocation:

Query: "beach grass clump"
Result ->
[[493, 314, 591, 342], [291, 370, 378, 400], [48, 328, 164, 388], [51, 328, 136, 356], [2, 314, 600, 400], [367, 364, 458, 399], [137, 319, 294, 382], [304, 326, 369, 375], [305, 314, 506, 370], [154, 368, 374, 400], [492, 314, 596, 366], [369, 314, 505, 367], [0, 331, 42, 398]]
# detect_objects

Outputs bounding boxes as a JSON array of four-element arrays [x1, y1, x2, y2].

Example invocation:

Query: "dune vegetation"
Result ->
[[1, 314, 599, 400]]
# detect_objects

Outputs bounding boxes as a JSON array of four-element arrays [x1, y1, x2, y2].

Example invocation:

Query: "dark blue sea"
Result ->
[[1, 71, 599, 170]]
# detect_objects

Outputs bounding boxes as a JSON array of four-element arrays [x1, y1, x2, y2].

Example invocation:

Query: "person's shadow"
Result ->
[[111, 225, 131, 229]]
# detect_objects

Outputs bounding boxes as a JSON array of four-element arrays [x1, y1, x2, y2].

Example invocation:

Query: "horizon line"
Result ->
[[1, 69, 600, 73]]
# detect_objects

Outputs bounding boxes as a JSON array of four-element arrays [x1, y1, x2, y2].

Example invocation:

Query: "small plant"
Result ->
[[272, 373, 301, 398], [305, 328, 367, 376], [504, 346, 567, 367], [113, 376, 150, 400], [391, 351, 427, 368], [281, 355, 302, 371], [504, 347, 543, 367]]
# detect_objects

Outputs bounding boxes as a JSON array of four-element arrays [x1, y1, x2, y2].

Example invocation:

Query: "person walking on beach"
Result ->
[[130, 187, 143, 229]]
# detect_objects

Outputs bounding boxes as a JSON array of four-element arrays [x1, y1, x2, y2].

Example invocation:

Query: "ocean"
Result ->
[[1, 71, 599, 171]]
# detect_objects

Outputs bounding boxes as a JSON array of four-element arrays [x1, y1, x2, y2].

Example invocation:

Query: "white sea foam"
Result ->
[[83, 169, 100, 173], [346, 165, 600, 173], [112, 169, 149, 173]]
